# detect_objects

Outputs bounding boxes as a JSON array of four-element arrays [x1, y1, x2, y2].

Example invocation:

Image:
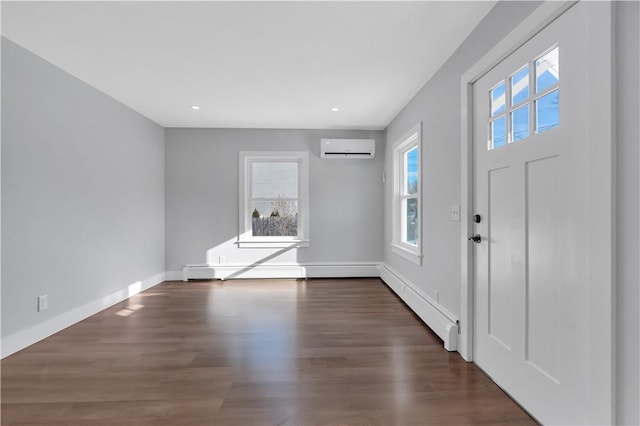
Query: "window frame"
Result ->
[[238, 151, 309, 248], [391, 123, 423, 265]]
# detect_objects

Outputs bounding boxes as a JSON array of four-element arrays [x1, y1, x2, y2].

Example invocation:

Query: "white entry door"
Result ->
[[472, 3, 601, 424]]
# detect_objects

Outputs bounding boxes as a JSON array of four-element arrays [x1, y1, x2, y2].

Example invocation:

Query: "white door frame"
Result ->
[[459, 1, 614, 424]]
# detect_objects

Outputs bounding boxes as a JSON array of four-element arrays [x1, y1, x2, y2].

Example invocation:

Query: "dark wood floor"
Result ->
[[1, 278, 535, 425]]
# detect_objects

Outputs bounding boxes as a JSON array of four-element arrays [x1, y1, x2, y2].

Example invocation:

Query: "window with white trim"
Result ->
[[238, 151, 309, 248], [391, 123, 422, 265]]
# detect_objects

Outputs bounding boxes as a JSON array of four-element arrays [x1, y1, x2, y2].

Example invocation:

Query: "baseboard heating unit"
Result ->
[[181, 262, 380, 281], [379, 264, 458, 351]]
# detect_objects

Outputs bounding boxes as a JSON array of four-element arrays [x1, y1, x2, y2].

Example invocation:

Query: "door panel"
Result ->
[[487, 165, 518, 351], [525, 155, 560, 382]]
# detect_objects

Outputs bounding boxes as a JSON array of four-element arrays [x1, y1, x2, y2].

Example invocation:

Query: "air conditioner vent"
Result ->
[[320, 139, 375, 159]]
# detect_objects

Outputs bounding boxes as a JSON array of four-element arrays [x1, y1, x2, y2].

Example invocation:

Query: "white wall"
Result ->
[[615, 2, 640, 424], [1, 38, 165, 353], [382, 1, 542, 315], [165, 128, 384, 273]]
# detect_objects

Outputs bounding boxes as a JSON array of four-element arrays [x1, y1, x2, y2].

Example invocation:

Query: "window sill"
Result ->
[[391, 243, 422, 265], [237, 240, 310, 249]]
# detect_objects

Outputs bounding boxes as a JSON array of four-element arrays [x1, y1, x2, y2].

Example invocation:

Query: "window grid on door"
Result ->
[[488, 45, 559, 150]]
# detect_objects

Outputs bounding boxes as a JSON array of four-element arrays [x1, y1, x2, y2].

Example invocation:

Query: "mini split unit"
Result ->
[[320, 138, 375, 159]]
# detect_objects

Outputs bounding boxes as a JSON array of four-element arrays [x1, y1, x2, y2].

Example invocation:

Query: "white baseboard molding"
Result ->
[[380, 263, 459, 352], [305, 263, 381, 278], [182, 262, 381, 281], [2, 264, 457, 358], [164, 270, 184, 281], [1, 272, 166, 359]]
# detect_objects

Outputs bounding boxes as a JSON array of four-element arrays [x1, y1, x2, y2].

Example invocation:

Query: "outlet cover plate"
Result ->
[[38, 295, 48, 312]]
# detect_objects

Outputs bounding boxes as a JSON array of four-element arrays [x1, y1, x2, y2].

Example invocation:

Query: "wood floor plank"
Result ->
[[1, 278, 535, 425]]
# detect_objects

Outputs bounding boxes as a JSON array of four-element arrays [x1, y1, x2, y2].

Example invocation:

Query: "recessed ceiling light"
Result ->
[[191, 105, 200, 110], [331, 107, 339, 112]]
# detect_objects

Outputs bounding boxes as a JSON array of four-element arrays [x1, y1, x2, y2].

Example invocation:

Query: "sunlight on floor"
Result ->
[[115, 303, 145, 317]]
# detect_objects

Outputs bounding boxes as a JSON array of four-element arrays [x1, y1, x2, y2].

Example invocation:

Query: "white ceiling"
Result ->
[[2, 1, 496, 130]]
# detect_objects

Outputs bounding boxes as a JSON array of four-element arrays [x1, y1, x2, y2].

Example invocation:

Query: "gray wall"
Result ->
[[165, 128, 384, 271], [382, 1, 542, 313], [615, 2, 640, 424], [1, 38, 165, 339]]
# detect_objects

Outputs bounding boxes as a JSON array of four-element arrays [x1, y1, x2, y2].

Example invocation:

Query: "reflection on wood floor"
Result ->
[[1, 278, 535, 425]]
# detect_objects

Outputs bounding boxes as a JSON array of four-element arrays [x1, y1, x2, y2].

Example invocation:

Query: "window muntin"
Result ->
[[488, 45, 559, 150], [392, 123, 422, 264], [239, 152, 309, 247]]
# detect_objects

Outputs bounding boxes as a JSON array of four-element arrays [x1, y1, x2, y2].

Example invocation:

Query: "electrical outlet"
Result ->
[[38, 295, 48, 312], [219, 256, 226, 265], [450, 204, 461, 221]]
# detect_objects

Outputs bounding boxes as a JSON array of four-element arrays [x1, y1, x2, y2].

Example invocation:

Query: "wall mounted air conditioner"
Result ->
[[320, 139, 375, 159]]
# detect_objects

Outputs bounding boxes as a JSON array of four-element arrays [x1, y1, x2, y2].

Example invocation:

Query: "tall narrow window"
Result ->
[[239, 151, 309, 248], [392, 123, 422, 265]]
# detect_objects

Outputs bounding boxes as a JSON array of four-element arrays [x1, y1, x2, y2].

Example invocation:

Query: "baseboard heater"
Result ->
[[182, 265, 216, 281], [380, 265, 458, 351], [182, 263, 380, 281]]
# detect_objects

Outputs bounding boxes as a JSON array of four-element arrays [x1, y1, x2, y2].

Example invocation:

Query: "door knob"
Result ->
[[473, 214, 482, 223], [468, 234, 481, 243]]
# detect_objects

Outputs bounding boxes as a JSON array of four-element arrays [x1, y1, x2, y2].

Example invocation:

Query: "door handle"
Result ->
[[468, 234, 482, 243]]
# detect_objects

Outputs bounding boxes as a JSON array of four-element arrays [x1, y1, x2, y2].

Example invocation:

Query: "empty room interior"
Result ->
[[1, 1, 639, 425]]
